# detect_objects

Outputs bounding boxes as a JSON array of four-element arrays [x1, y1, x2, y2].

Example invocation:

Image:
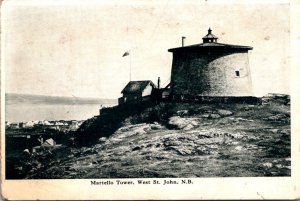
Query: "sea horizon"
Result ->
[[5, 93, 118, 122]]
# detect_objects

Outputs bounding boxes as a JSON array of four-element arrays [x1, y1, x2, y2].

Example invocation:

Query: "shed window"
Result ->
[[235, 70, 240, 77]]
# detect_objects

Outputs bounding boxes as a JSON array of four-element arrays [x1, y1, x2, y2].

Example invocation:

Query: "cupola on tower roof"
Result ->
[[202, 28, 218, 43]]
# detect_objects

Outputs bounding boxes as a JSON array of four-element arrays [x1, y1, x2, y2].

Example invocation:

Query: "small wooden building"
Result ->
[[118, 80, 157, 104]]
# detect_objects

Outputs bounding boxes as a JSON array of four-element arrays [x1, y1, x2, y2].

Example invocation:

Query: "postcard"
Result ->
[[1, 0, 300, 200]]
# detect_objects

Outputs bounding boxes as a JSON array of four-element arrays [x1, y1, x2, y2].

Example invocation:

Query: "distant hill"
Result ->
[[5, 93, 117, 105]]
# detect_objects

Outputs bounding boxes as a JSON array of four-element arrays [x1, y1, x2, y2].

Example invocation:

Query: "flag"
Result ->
[[122, 51, 130, 57]]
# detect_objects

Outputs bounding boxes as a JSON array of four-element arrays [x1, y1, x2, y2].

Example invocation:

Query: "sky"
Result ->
[[3, 0, 290, 99]]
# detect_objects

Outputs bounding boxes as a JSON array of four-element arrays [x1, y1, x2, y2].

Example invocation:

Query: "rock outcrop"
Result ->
[[23, 101, 290, 179]]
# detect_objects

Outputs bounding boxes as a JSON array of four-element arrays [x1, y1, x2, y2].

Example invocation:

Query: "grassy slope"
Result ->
[[27, 101, 291, 178]]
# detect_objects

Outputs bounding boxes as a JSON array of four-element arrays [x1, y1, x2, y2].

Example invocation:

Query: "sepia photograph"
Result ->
[[1, 0, 299, 200]]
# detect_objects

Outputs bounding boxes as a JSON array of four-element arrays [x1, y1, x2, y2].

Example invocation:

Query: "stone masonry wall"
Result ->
[[171, 50, 253, 97]]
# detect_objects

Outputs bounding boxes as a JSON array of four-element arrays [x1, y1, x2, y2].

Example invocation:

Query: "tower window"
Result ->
[[235, 70, 240, 77]]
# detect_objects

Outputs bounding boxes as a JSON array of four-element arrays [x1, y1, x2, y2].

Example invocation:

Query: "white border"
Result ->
[[1, 0, 300, 200]]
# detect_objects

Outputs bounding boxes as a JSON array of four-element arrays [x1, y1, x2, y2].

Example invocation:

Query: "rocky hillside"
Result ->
[[25, 100, 291, 178]]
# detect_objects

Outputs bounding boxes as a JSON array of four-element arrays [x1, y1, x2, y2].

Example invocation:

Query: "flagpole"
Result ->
[[122, 50, 131, 81], [130, 51, 131, 81]]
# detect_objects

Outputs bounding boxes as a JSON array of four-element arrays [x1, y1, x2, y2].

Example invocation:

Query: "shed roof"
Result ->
[[121, 80, 156, 94], [168, 42, 253, 53]]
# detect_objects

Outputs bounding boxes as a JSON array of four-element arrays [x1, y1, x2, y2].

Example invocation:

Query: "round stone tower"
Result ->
[[168, 28, 253, 99]]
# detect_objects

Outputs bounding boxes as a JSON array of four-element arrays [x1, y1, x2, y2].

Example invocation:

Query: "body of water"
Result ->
[[5, 103, 110, 122]]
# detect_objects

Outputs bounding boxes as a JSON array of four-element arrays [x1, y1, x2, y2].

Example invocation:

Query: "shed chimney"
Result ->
[[157, 77, 161, 89], [182, 36, 186, 47]]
